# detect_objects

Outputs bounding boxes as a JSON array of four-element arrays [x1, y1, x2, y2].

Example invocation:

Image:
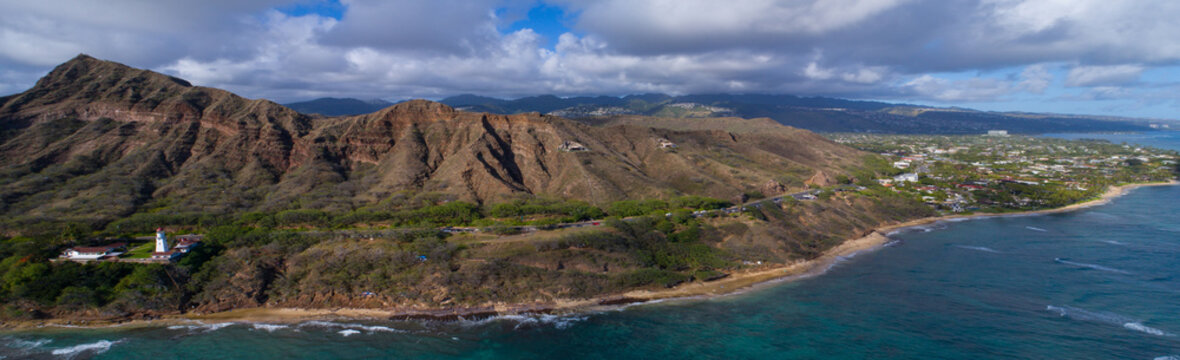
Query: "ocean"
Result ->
[[1043, 131, 1180, 152], [4, 132, 1180, 359]]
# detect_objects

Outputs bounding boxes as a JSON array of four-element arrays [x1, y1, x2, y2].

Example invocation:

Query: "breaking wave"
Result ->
[[1025, 226, 1048, 232], [954, 245, 1001, 253], [1100, 240, 1126, 246], [3, 337, 52, 349], [298, 320, 406, 335], [457, 313, 590, 330], [251, 323, 289, 332], [167, 321, 235, 332], [1046, 305, 1173, 336], [1054, 258, 1132, 274], [51, 339, 121, 357], [1125, 322, 1169, 336], [505, 314, 589, 330]]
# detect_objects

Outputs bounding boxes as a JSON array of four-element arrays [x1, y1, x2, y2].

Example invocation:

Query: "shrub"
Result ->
[[274, 209, 329, 228]]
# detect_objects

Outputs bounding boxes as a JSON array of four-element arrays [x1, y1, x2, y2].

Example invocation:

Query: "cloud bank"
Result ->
[[1, 0, 1178, 118]]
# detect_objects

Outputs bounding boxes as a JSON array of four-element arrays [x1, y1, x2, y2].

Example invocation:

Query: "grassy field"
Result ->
[[123, 242, 155, 258]]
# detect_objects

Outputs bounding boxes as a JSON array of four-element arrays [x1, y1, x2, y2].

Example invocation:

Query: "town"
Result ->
[[828, 133, 1179, 214]]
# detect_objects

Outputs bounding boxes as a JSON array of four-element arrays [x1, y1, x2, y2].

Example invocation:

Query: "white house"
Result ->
[[893, 173, 919, 183], [63, 243, 126, 261]]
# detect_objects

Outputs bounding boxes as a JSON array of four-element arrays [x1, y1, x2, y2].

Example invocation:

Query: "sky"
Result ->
[[1, 0, 1179, 119]]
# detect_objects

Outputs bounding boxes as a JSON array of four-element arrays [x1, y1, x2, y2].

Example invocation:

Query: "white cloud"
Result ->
[[903, 74, 1013, 102], [559, 0, 909, 54], [1017, 64, 1052, 93], [803, 62, 835, 80], [842, 67, 885, 84], [1077, 86, 1132, 100], [0, 0, 1179, 115], [1065, 64, 1144, 87], [976, 0, 1180, 64]]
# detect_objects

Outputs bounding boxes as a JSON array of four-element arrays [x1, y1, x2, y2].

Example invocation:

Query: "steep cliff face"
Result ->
[[0, 55, 866, 224]]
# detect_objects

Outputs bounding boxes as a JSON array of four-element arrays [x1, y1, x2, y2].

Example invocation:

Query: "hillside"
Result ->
[[0, 55, 861, 227], [0, 55, 937, 323]]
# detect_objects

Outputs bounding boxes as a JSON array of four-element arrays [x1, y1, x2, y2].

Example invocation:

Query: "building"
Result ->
[[62, 243, 127, 261], [893, 173, 919, 183], [987, 130, 1009, 136], [149, 228, 200, 261], [173, 236, 201, 253], [656, 138, 677, 149]]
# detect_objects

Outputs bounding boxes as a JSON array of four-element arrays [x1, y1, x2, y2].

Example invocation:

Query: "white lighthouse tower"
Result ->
[[155, 227, 169, 253]]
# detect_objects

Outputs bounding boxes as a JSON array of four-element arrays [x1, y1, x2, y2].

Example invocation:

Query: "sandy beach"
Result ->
[[7, 181, 1176, 329]]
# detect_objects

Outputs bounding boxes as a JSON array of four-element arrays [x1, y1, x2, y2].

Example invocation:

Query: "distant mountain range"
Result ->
[[286, 94, 1169, 134], [438, 93, 1167, 134]]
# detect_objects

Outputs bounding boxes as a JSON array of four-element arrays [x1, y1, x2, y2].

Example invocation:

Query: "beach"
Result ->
[[6, 181, 1177, 329]]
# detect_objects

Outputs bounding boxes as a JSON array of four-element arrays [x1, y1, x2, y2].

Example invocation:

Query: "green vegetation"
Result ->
[[0, 235, 214, 320], [0, 180, 939, 322], [0, 193, 756, 320], [124, 242, 155, 259]]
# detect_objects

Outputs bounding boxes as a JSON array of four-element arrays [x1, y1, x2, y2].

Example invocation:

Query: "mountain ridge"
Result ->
[[0, 55, 860, 226]]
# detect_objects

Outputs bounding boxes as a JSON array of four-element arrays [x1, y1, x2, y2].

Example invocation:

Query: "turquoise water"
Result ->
[[1044, 131, 1180, 151], [5, 135, 1180, 359]]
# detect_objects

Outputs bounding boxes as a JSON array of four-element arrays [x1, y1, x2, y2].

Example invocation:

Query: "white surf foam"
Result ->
[[5, 337, 51, 349], [823, 253, 862, 273], [456, 313, 590, 330], [1100, 240, 1126, 246], [1124, 322, 1171, 336], [299, 320, 405, 334], [1047, 305, 1174, 337], [251, 323, 288, 332], [1153, 355, 1180, 360], [338, 329, 360, 337], [530, 314, 588, 330], [954, 245, 1000, 253], [1054, 258, 1132, 274], [1025, 226, 1048, 232], [51, 339, 120, 356], [167, 321, 235, 333]]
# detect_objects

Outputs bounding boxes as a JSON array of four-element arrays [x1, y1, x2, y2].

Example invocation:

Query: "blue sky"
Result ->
[[2, 0, 1180, 120], [501, 5, 572, 50]]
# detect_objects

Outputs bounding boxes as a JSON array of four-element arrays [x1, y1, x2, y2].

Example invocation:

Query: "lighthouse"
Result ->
[[155, 228, 169, 253]]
